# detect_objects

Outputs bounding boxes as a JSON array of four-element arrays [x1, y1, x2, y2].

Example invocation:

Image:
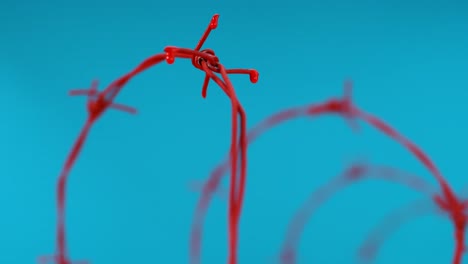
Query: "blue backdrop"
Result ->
[[1, 0, 468, 263]]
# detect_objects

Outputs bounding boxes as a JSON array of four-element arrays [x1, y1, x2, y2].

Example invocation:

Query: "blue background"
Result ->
[[1, 1, 468, 263]]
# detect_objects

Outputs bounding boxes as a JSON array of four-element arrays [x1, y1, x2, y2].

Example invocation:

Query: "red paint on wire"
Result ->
[[164, 14, 258, 264]]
